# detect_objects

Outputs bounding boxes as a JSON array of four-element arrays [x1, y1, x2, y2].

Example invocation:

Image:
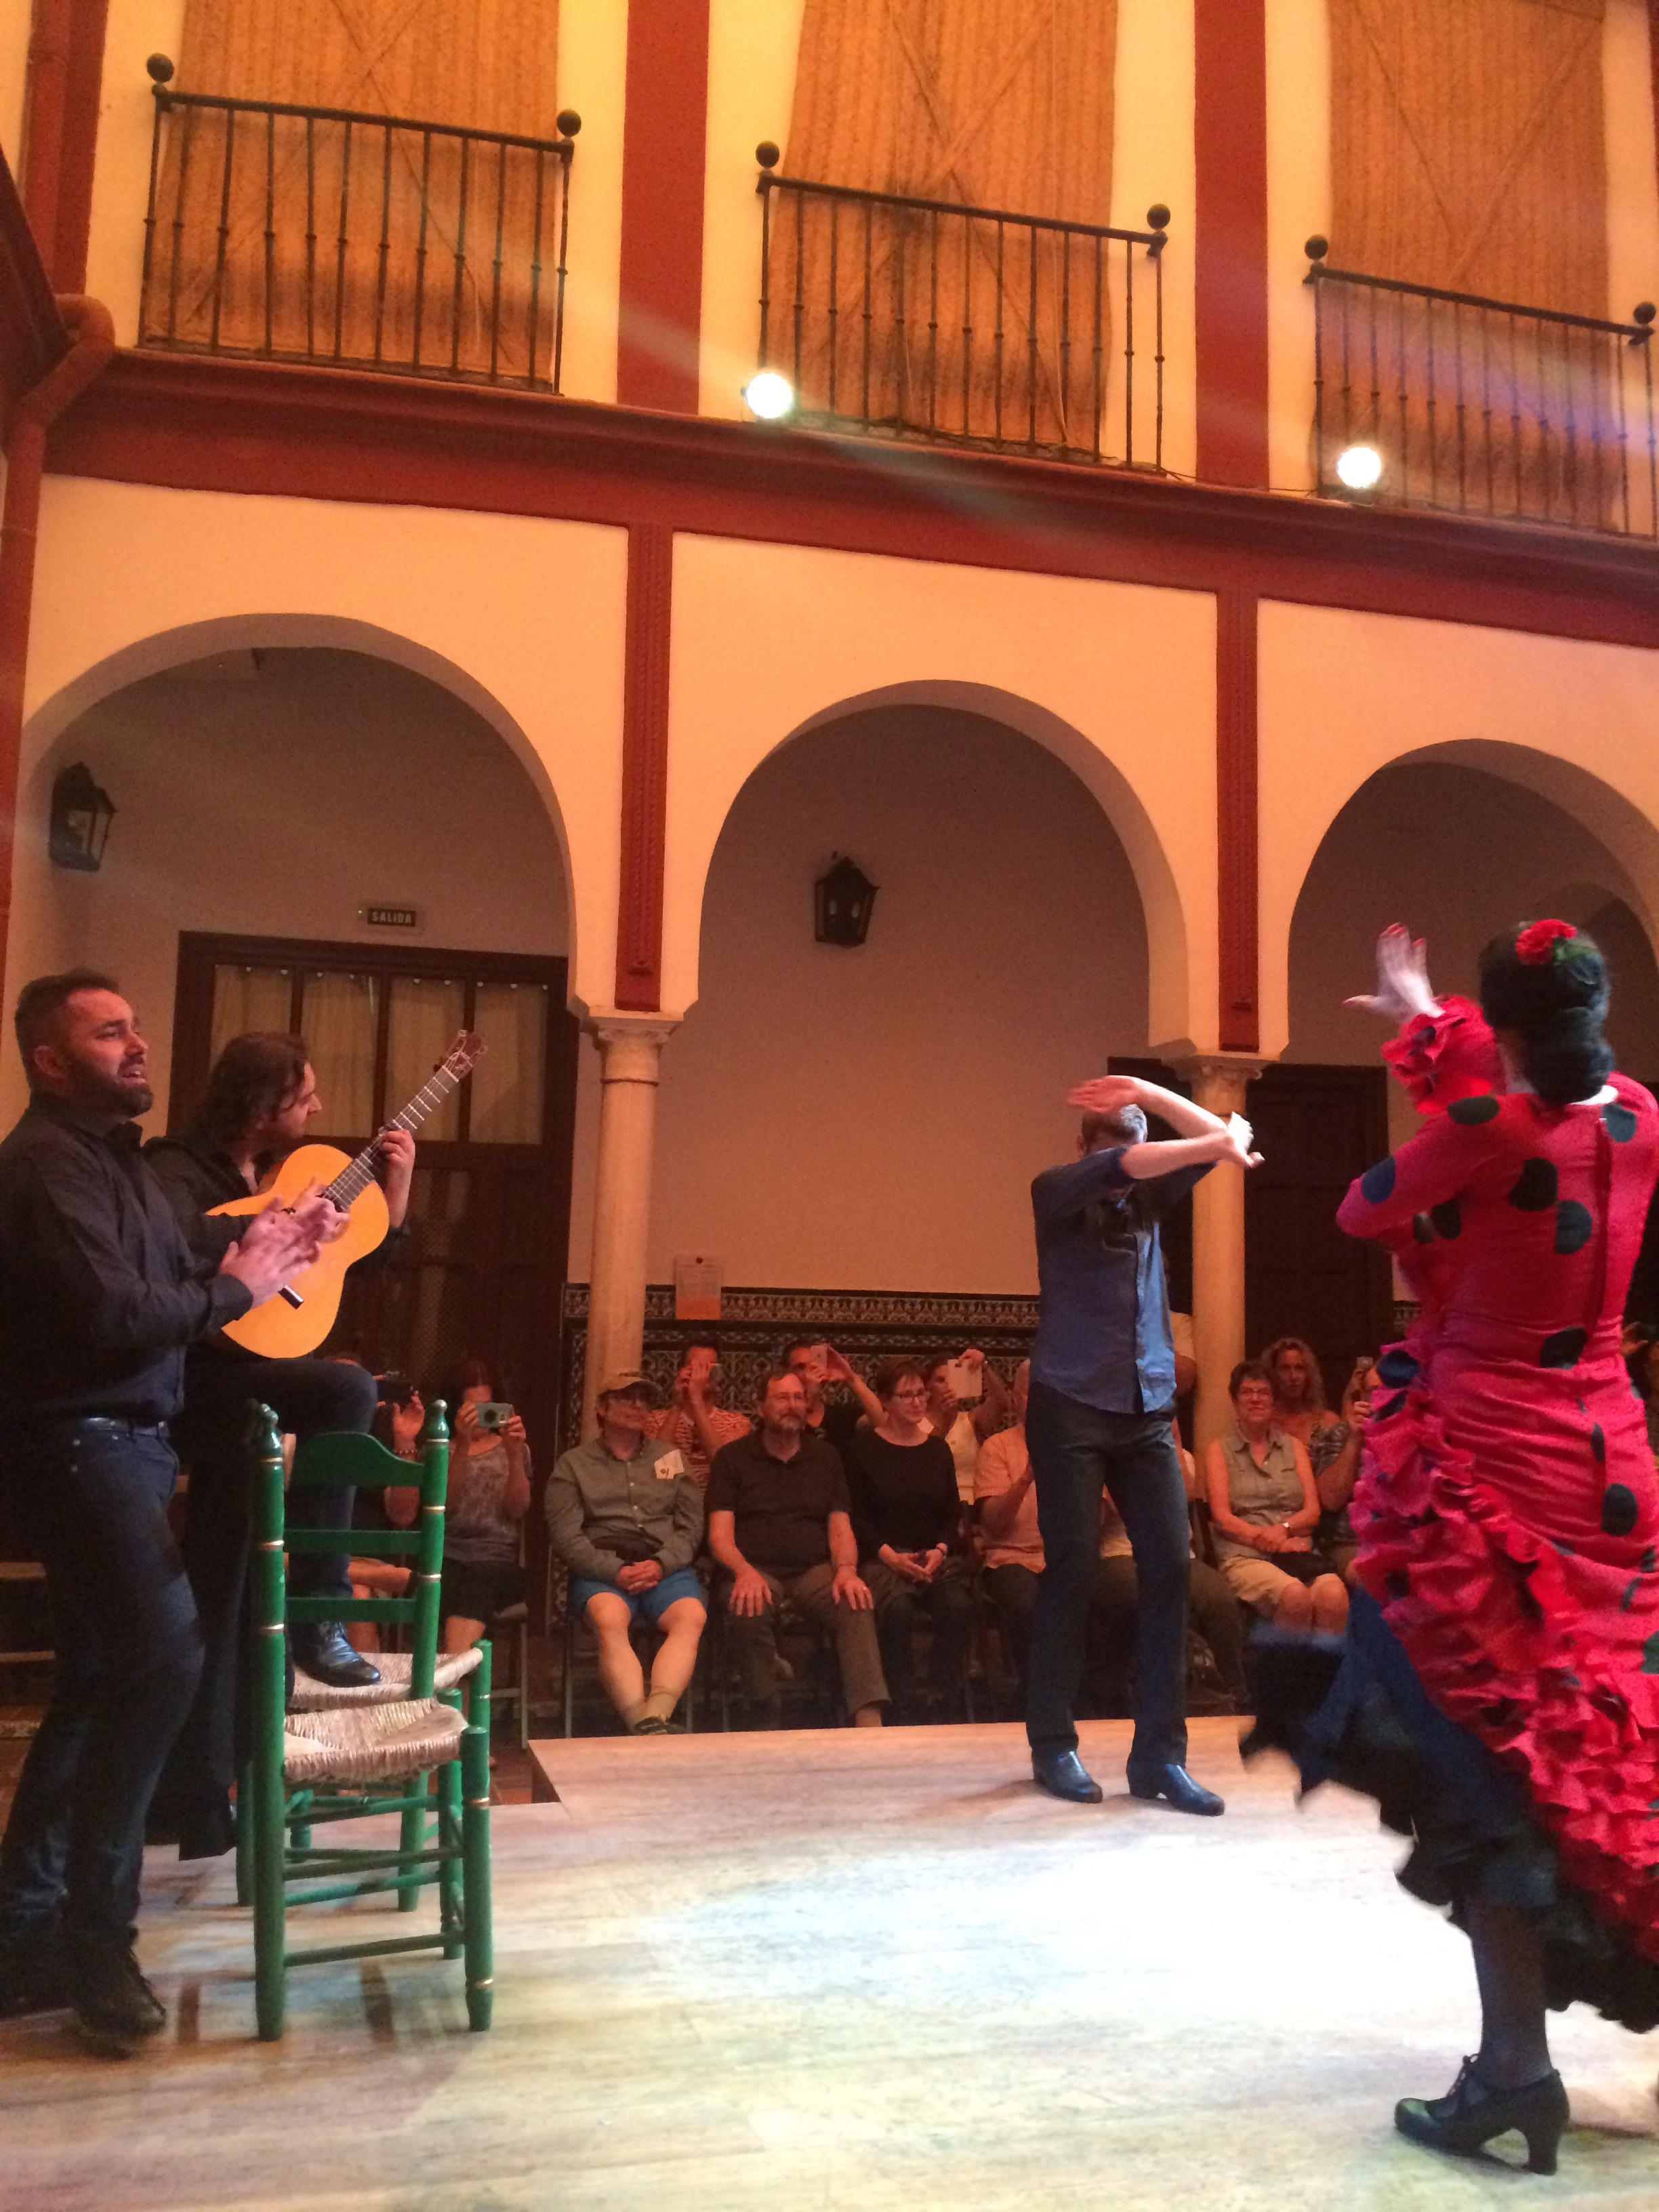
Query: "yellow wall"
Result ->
[[1115, 0, 1196, 480], [663, 535, 1217, 1050], [1257, 601, 1659, 1059], [84, 0, 184, 344], [699, 0, 805, 420], [0, 0, 30, 181], [556, 0, 628, 405], [1606, 0, 1659, 331], [13, 480, 630, 1031], [1265, 0, 1330, 496]]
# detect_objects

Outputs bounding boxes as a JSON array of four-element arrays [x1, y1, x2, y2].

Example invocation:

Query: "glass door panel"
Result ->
[[209, 963, 294, 1058], [296, 970, 379, 1139], [386, 976, 466, 1141], [469, 981, 547, 1143]]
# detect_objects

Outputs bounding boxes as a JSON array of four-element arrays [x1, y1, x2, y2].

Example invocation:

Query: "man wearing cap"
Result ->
[[545, 1370, 707, 1733]]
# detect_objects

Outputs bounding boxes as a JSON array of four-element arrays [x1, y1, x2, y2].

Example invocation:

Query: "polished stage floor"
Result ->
[[5, 1717, 1658, 2209]]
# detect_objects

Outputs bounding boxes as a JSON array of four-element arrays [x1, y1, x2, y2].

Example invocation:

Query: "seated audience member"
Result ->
[[1170, 1310, 1198, 1400], [649, 1334, 753, 1484], [546, 1371, 706, 1734], [1309, 1357, 1376, 1585], [1206, 1361, 1348, 1633], [1091, 1420, 1247, 1713], [975, 1361, 1043, 1675], [844, 1359, 975, 1717], [923, 1348, 1011, 1504], [784, 1338, 882, 1454], [705, 1370, 888, 1727], [388, 1357, 530, 1655]]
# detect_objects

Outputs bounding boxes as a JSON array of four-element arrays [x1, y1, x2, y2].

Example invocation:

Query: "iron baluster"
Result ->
[[412, 129, 432, 371], [209, 105, 235, 352], [527, 146, 546, 387], [333, 117, 352, 362], [448, 134, 470, 375], [167, 101, 196, 341], [373, 122, 393, 365], [262, 108, 276, 356], [488, 140, 508, 381]]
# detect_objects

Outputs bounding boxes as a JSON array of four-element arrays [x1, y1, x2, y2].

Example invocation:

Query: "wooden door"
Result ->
[[170, 933, 578, 1457], [1244, 1063, 1394, 1405]]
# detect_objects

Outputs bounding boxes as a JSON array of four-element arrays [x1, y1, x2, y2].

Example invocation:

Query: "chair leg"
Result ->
[[438, 1757, 464, 1959], [561, 1610, 574, 1738], [234, 1757, 254, 1908], [462, 1643, 494, 2030], [517, 1618, 531, 1750], [252, 1754, 287, 2043], [398, 1784, 426, 1912]]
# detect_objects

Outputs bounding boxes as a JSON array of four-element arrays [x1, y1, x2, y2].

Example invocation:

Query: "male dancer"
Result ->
[[1025, 1073, 1259, 1812]]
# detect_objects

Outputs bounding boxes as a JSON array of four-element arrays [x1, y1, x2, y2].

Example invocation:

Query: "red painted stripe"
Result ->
[[1194, 0, 1269, 490], [1216, 592, 1259, 1052], [615, 523, 672, 1009], [617, 0, 710, 414]]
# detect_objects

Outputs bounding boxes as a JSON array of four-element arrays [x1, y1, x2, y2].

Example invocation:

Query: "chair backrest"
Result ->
[[249, 1401, 451, 1706]]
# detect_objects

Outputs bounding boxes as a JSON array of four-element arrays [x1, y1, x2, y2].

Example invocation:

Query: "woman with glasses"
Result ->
[[843, 1359, 975, 1719]]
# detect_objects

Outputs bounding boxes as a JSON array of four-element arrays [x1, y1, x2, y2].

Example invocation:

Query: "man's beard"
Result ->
[[77, 1063, 154, 1118]]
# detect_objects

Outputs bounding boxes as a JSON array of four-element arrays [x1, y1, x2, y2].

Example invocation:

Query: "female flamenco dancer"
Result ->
[[1248, 918, 1659, 2176]]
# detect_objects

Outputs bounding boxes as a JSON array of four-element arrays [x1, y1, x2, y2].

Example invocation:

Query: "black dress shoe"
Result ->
[[68, 1937, 166, 2058], [1031, 1749, 1104, 1803], [291, 1622, 380, 1690], [1395, 2057, 1568, 2175], [0, 1926, 70, 2017], [1126, 1761, 1225, 1816]]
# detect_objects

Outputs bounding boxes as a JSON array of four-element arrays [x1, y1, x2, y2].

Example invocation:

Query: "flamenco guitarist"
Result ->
[[145, 1031, 415, 1859]]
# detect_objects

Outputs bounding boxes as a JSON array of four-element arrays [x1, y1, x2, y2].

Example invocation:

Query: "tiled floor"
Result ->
[[4, 1717, 1658, 2210]]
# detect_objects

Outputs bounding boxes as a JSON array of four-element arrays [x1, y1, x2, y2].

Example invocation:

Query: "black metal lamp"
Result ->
[[814, 854, 877, 947], [48, 762, 116, 872]]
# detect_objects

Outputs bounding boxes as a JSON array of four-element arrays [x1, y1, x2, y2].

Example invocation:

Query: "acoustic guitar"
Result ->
[[209, 1030, 485, 1359]]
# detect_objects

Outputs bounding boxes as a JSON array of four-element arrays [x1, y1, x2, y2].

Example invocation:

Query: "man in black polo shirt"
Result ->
[[0, 970, 325, 2053], [706, 1369, 888, 1727]]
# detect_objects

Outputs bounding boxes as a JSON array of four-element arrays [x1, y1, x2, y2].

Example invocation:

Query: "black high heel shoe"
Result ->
[[1395, 2056, 1569, 2175]]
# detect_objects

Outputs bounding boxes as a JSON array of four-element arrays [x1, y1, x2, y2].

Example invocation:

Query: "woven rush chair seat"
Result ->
[[289, 1646, 483, 1711], [282, 1698, 466, 1788]]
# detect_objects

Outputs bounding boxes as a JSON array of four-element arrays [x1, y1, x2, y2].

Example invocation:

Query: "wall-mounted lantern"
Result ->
[[48, 763, 117, 872], [814, 854, 877, 947]]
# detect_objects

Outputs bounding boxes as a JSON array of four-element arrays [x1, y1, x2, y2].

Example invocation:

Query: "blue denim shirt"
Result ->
[[1029, 1145, 1210, 1415]]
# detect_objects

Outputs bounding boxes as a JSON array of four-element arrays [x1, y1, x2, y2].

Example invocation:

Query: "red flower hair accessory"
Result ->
[[1515, 919, 1578, 966]]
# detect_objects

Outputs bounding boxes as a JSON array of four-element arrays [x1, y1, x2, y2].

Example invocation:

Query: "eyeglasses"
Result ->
[[888, 1388, 928, 1404]]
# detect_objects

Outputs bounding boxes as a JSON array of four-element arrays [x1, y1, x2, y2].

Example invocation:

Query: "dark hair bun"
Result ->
[[1477, 925, 1614, 1105]]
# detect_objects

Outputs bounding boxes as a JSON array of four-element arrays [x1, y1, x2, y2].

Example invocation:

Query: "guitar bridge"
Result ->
[[279, 1286, 305, 1309]]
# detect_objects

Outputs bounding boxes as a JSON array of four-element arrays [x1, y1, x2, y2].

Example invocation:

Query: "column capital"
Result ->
[[1164, 1050, 1268, 1099], [585, 1007, 681, 1079]]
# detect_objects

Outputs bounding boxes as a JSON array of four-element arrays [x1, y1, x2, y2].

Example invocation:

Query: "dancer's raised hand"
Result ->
[[1345, 923, 1441, 1023], [1066, 1073, 1143, 1115]]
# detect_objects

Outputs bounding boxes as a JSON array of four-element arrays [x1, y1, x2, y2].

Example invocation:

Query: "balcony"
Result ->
[[137, 56, 579, 391], [753, 148, 1168, 471], [1306, 242, 1657, 539]]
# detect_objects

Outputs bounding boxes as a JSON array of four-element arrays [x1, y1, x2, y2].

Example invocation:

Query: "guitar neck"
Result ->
[[324, 1063, 466, 1206]]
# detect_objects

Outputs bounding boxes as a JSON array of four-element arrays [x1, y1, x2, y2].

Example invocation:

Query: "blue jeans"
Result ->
[[1025, 1382, 1191, 1767], [0, 1418, 202, 1945]]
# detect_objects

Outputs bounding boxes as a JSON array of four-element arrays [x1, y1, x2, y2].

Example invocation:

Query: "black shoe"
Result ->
[[68, 1938, 166, 2058], [0, 1925, 70, 2016], [291, 1622, 380, 1690], [1395, 2057, 1568, 2175], [1126, 1761, 1225, 1816], [1031, 1749, 1104, 1803]]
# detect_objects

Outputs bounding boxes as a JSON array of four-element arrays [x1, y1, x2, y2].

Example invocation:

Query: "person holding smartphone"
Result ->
[[648, 1334, 753, 1484], [1024, 1074, 1261, 1812], [392, 1355, 531, 1654]]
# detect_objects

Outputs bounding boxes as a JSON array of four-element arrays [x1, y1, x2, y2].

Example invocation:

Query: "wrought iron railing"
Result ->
[[138, 56, 579, 390], [1306, 239, 1657, 538], [755, 145, 1168, 468]]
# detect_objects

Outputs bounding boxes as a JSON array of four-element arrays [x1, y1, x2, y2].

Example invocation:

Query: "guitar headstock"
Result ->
[[441, 1030, 486, 1082]]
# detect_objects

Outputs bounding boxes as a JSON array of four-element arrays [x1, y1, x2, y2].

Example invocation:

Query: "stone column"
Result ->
[[1168, 1053, 1265, 1451], [581, 1011, 680, 1437]]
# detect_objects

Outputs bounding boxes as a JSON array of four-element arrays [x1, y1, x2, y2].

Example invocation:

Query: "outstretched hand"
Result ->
[[1216, 1112, 1263, 1171], [1345, 923, 1441, 1024]]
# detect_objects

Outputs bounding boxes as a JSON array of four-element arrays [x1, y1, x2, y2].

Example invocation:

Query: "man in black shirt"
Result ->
[[145, 1031, 416, 1856], [705, 1370, 888, 1726], [0, 970, 326, 2053]]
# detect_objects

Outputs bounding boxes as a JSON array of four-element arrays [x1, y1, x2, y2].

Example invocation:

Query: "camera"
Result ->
[[476, 1401, 513, 1431]]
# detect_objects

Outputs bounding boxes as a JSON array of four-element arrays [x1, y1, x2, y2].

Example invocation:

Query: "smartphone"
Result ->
[[476, 1401, 513, 1431], [943, 1357, 982, 1404]]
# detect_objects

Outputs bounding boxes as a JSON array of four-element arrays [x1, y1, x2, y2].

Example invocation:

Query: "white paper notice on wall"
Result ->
[[674, 1253, 723, 1320]]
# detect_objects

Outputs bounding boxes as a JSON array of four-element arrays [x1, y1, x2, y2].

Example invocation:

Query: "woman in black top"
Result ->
[[844, 1359, 975, 1718]]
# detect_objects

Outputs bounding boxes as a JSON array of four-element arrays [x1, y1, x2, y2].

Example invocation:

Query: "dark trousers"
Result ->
[[156, 1354, 377, 1845], [863, 1557, 975, 1708], [1025, 1382, 1190, 1767], [0, 1419, 201, 1946], [1090, 1556, 1248, 1706]]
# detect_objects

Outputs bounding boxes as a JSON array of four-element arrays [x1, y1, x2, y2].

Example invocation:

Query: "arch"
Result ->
[[681, 679, 1193, 1050], [1283, 742, 1659, 1066], [18, 613, 579, 968]]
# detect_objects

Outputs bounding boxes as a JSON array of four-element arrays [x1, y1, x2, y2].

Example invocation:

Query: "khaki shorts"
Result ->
[[1220, 1552, 1309, 1617]]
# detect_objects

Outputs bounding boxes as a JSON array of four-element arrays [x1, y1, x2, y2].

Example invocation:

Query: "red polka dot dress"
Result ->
[[1250, 996, 1659, 2025]]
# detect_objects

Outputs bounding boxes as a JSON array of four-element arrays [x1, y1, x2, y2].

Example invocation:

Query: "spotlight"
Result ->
[[1334, 443, 1384, 492], [742, 370, 796, 422]]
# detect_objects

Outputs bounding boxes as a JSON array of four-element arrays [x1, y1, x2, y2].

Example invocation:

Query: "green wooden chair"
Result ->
[[244, 1400, 493, 2041]]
